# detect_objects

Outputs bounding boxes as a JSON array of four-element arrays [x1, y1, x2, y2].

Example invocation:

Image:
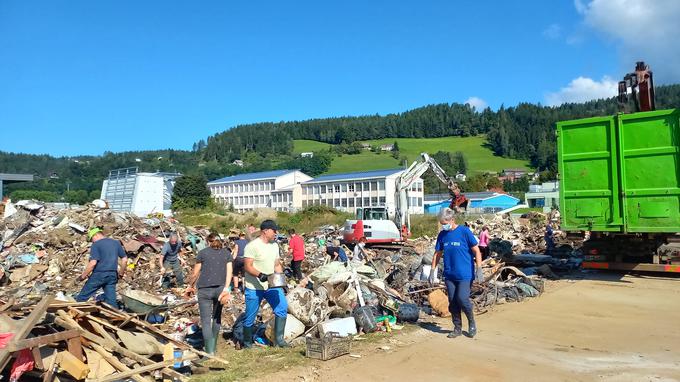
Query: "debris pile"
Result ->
[[0, 198, 577, 376], [0, 297, 227, 381]]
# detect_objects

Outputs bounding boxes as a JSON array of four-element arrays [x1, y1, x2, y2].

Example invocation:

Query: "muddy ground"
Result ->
[[258, 272, 680, 382]]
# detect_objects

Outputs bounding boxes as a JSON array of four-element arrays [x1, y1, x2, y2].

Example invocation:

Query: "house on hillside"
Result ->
[[499, 168, 527, 182], [380, 144, 394, 151], [525, 181, 559, 212], [232, 160, 244, 167], [360, 143, 372, 150], [300, 152, 314, 158], [455, 173, 467, 182]]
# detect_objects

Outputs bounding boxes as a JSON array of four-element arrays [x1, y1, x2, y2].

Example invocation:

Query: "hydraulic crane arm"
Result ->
[[394, 153, 465, 235]]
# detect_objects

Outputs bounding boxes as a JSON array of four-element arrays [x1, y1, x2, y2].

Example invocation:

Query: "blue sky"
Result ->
[[1, 0, 677, 156]]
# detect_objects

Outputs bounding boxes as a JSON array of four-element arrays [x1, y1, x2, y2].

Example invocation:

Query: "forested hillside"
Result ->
[[4, 84, 680, 201], [202, 84, 680, 172]]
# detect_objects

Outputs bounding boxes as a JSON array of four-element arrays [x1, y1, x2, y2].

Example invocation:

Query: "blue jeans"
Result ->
[[444, 279, 473, 328], [75, 271, 118, 308], [244, 288, 288, 327]]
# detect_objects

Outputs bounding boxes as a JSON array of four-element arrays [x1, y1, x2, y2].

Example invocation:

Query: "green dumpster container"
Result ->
[[557, 109, 680, 234]]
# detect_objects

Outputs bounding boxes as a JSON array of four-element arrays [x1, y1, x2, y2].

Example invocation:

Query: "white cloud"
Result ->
[[545, 76, 618, 106], [542, 24, 562, 40], [464, 96, 488, 111], [575, 0, 680, 82]]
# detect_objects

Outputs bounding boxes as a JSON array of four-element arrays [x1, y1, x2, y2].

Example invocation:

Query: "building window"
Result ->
[[371, 181, 378, 191], [302, 187, 308, 195], [418, 198, 423, 207], [250, 196, 255, 204], [348, 184, 355, 192], [302, 200, 308, 207], [357, 198, 363, 207], [314, 199, 320, 205], [364, 197, 370, 206], [334, 199, 340, 207], [379, 196, 386, 205], [341, 184, 347, 192], [320, 185, 327, 194], [349, 198, 355, 207], [334, 184, 340, 193], [363, 182, 370, 192], [371, 197, 378, 205], [417, 182, 423, 192], [378, 181, 385, 191], [260, 195, 265, 204], [341, 199, 347, 207]]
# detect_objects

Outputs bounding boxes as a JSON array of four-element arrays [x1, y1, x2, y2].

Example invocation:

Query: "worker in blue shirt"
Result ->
[[429, 208, 483, 338], [75, 228, 128, 308]]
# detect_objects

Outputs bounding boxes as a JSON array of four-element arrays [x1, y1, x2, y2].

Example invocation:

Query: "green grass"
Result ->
[[292, 139, 331, 154], [292, 135, 531, 175], [512, 207, 544, 214], [362, 135, 529, 174], [325, 151, 401, 174]]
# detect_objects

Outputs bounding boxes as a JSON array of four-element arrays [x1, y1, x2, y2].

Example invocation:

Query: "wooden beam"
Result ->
[[127, 315, 230, 366], [91, 344, 151, 382], [31, 347, 44, 370], [67, 336, 84, 361], [42, 349, 58, 382], [95, 355, 197, 382], [0, 296, 53, 370], [7, 329, 80, 352], [54, 313, 187, 381], [87, 320, 119, 347]]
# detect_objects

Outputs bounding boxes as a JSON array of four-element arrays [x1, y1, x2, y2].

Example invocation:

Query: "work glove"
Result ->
[[475, 267, 484, 283], [258, 273, 270, 282], [428, 267, 437, 285]]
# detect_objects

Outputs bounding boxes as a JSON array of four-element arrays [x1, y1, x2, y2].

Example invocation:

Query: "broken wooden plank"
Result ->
[[0, 296, 53, 370], [126, 315, 230, 366], [7, 329, 80, 352], [87, 320, 119, 347], [90, 344, 150, 382], [67, 336, 84, 361], [32, 346, 44, 370], [42, 349, 58, 382], [54, 313, 186, 382], [95, 355, 197, 382]]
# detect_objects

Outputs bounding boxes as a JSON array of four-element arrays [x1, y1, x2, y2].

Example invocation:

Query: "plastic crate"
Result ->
[[305, 331, 352, 361]]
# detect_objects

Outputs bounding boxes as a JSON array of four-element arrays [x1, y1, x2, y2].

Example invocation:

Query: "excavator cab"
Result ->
[[355, 207, 388, 221]]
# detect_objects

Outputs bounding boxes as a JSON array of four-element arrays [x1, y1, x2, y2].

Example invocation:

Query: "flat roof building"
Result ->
[[300, 168, 424, 216], [207, 169, 312, 213], [101, 167, 179, 217]]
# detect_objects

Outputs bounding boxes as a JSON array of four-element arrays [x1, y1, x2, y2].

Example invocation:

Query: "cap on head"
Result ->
[[260, 219, 279, 231], [88, 227, 102, 241]]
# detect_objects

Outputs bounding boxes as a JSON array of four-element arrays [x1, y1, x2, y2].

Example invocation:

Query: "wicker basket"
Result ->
[[305, 331, 352, 361]]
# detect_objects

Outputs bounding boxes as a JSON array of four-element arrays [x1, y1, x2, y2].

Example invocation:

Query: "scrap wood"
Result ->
[[42, 349, 58, 382], [0, 295, 53, 370], [90, 344, 152, 382], [6, 329, 79, 352], [54, 311, 187, 382], [95, 355, 197, 382]]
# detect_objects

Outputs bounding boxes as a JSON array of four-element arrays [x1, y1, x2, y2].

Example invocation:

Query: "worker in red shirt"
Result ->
[[287, 228, 305, 280]]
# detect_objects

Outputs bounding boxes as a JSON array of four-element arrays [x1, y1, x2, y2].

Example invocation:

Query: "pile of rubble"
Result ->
[[0, 199, 577, 379]]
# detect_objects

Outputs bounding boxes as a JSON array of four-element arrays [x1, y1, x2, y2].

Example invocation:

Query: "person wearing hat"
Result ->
[[242, 219, 289, 348], [75, 228, 128, 308]]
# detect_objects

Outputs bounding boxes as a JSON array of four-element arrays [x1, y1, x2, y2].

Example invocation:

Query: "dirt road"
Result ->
[[263, 272, 680, 382]]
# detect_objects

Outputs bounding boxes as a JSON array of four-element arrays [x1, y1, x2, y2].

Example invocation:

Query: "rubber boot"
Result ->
[[447, 311, 462, 338], [242, 326, 253, 349], [465, 311, 477, 338], [274, 316, 290, 348], [204, 334, 216, 355]]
